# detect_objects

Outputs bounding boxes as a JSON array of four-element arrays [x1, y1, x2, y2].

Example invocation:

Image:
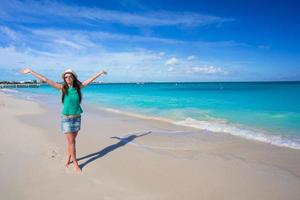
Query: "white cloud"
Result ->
[[0, 25, 18, 41], [54, 38, 85, 50], [165, 57, 179, 65], [191, 66, 227, 75], [0, 0, 241, 82], [167, 67, 174, 72], [258, 45, 270, 49], [0, 25, 248, 62], [159, 52, 165, 57], [0, 44, 235, 82], [0, 45, 166, 79], [187, 55, 196, 60], [0, 0, 234, 28], [27, 28, 248, 52], [29, 29, 99, 50], [25, 28, 185, 54]]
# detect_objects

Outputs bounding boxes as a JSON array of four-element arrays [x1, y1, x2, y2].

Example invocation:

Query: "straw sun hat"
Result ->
[[62, 69, 78, 79]]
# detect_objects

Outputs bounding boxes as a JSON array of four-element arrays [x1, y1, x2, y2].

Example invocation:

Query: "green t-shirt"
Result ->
[[62, 87, 83, 115]]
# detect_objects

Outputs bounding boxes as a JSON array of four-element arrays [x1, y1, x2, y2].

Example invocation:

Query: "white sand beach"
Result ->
[[1, 92, 300, 200]]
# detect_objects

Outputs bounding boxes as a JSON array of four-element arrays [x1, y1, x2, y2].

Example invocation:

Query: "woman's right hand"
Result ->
[[19, 68, 32, 74]]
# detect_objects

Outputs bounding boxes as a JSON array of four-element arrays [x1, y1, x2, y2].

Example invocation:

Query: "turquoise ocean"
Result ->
[[2, 82, 300, 149]]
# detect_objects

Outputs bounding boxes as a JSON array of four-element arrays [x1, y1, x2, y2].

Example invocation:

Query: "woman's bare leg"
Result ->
[[65, 154, 71, 167], [65, 133, 72, 167], [65, 132, 77, 167], [65, 132, 81, 172]]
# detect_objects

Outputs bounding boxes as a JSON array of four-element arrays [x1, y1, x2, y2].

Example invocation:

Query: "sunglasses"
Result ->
[[64, 75, 73, 79]]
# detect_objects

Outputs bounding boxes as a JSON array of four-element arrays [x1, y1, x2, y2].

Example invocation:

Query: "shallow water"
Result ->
[[3, 81, 300, 149]]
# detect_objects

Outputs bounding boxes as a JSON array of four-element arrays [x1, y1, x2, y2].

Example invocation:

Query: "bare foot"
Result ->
[[74, 165, 82, 172], [65, 155, 71, 168], [65, 161, 71, 168]]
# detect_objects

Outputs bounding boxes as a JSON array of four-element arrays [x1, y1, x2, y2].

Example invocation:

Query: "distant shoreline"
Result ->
[[1, 80, 299, 85], [0, 83, 40, 88], [1, 81, 299, 89]]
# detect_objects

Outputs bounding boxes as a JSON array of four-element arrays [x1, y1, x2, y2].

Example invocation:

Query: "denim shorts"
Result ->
[[61, 115, 81, 134]]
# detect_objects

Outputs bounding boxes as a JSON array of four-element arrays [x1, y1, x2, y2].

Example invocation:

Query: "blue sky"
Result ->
[[0, 0, 299, 82]]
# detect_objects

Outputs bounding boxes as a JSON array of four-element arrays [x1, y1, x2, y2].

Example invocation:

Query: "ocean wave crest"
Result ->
[[174, 117, 300, 150], [0, 88, 20, 94]]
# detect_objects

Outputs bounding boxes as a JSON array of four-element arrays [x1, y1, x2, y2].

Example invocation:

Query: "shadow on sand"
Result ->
[[78, 131, 152, 169]]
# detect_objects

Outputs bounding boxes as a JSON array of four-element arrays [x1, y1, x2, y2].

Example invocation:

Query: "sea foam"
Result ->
[[174, 117, 300, 150], [0, 88, 20, 94]]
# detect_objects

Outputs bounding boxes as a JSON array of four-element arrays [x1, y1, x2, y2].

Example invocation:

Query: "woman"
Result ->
[[20, 68, 107, 172]]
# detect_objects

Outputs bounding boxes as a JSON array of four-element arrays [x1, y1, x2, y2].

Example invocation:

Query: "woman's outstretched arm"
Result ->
[[19, 68, 63, 90], [81, 70, 107, 88]]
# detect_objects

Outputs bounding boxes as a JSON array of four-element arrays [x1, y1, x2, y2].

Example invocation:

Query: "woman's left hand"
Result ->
[[19, 68, 32, 74]]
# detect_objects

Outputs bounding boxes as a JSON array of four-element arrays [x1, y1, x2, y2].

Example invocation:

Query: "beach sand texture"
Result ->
[[1, 92, 300, 200]]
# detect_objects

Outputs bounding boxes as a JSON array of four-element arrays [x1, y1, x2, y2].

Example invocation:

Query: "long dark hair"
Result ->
[[61, 73, 82, 104]]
